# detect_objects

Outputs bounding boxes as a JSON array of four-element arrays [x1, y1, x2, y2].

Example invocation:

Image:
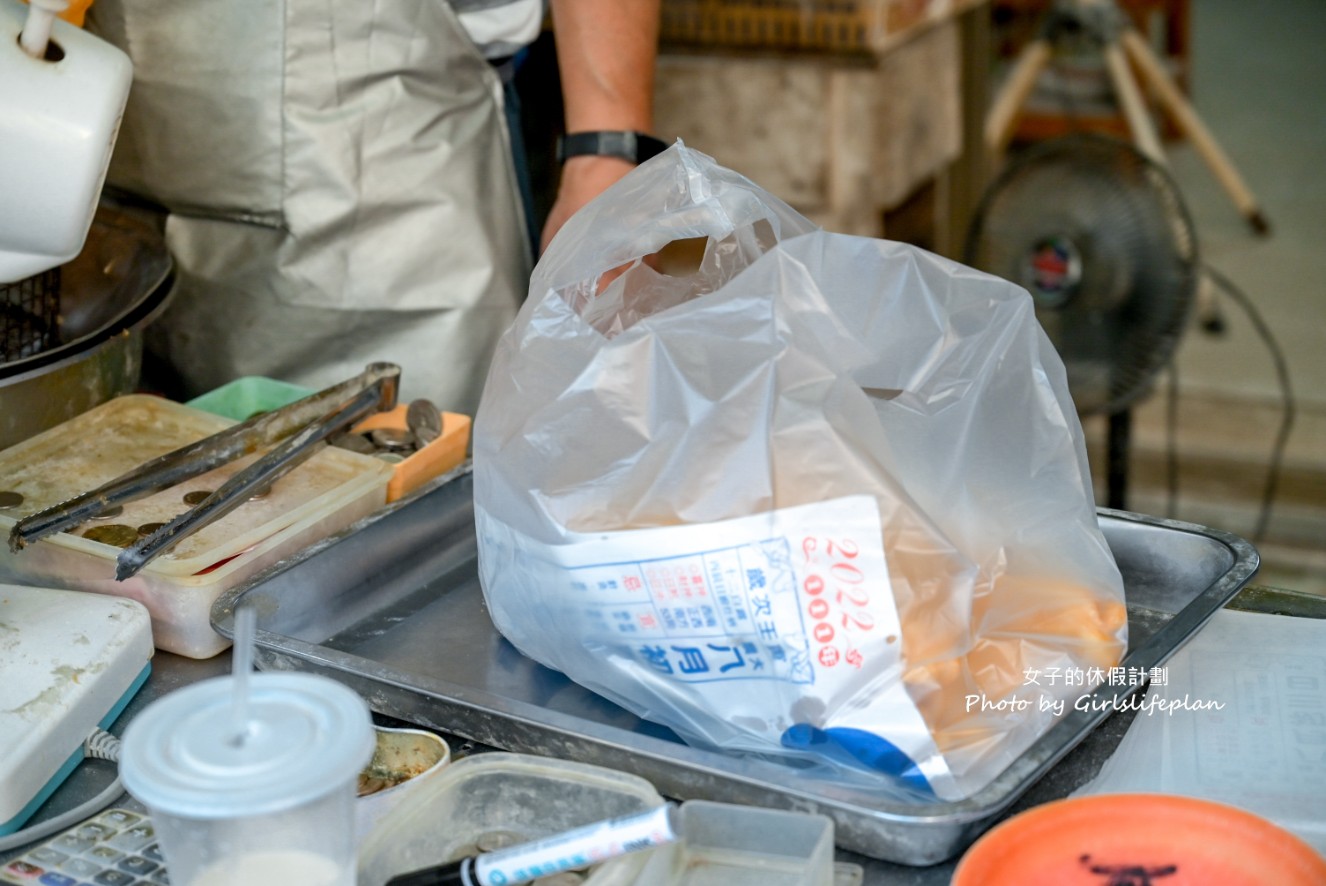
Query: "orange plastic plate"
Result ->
[[952, 793, 1326, 886]]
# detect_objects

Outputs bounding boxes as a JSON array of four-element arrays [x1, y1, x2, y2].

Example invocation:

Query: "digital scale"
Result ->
[[0, 583, 153, 836]]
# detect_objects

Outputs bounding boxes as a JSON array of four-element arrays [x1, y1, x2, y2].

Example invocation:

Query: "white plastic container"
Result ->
[[119, 672, 375, 886], [0, 395, 393, 658], [0, 0, 132, 282], [357, 753, 666, 886], [633, 801, 836, 886]]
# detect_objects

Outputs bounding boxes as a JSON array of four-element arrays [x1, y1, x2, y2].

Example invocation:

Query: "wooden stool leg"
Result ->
[[1103, 40, 1166, 164], [985, 38, 1053, 155], [1121, 28, 1270, 234]]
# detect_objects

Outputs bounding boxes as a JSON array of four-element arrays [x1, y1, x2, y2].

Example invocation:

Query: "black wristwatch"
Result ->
[[556, 131, 668, 165]]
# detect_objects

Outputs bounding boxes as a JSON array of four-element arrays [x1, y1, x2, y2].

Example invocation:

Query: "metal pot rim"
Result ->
[[1, 208, 174, 383]]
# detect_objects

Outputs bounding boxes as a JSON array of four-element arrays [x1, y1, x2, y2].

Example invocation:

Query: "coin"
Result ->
[[375, 452, 407, 464], [137, 522, 168, 537], [182, 490, 212, 505], [91, 505, 124, 520], [83, 524, 139, 547], [475, 831, 522, 853], [406, 398, 442, 447], [0, 491, 23, 509], [330, 432, 376, 455], [369, 427, 415, 451], [248, 483, 273, 501]]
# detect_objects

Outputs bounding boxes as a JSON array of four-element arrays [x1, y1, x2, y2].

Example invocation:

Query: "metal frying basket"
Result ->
[[0, 267, 61, 364], [0, 205, 174, 451]]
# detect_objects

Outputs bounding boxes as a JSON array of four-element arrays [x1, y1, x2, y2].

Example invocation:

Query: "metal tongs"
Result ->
[[8, 362, 401, 580]]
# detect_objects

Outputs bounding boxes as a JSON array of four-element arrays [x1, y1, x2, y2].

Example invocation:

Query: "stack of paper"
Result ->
[[1076, 608, 1326, 855]]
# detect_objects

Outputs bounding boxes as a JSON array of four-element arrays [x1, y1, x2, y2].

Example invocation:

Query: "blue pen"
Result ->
[[386, 803, 679, 886]]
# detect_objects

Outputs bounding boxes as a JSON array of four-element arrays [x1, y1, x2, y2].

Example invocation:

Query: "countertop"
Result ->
[[4, 585, 1322, 884]]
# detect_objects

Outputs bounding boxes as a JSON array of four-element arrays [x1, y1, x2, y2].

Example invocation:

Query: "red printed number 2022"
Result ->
[[800, 535, 873, 668]]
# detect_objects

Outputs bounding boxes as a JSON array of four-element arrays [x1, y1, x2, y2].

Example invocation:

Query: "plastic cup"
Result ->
[[119, 672, 374, 886]]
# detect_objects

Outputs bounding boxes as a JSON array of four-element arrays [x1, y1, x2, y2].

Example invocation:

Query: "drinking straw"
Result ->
[[230, 606, 256, 747]]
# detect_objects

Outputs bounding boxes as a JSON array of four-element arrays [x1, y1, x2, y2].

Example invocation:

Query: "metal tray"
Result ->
[[212, 467, 1259, 867]]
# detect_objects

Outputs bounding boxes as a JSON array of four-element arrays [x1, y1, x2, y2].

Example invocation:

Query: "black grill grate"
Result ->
[[1, 267, 62, 364]]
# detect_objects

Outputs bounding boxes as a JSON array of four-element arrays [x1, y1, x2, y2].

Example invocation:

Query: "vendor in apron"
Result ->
[[86, 0, 661, 415]]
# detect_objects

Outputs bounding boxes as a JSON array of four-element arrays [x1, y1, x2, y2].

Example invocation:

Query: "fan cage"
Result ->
[[965, 134, 1199, 416]]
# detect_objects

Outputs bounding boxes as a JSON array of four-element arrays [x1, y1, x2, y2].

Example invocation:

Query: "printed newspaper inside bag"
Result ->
[[472, 144, 1127, 801]]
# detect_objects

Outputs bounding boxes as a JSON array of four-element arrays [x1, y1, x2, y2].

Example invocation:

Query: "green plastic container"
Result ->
[[186, 377, 313, 422]]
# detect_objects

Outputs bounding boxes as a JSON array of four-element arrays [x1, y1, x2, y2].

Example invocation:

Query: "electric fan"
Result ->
[[964, 133, 1199, 506]]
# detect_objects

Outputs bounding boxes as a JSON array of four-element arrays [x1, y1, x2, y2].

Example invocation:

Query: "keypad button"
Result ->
[[150, 868, 170, 885], [36, 872, 76, 886], [4, 859, 44, 879], [52, 836, 95, 855], [73, 825, 115, 843], [95, 812, 139, 829], [105, 826, 153, 853], [27, 849, 67, 867], [57, 859, 99, 878], [84, 849, 122, 866], [91, 871, 135, 886], [114, 859, 154, 878]]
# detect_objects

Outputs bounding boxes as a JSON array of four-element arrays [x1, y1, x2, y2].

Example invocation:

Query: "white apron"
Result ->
[[87, 0, 531, 415]]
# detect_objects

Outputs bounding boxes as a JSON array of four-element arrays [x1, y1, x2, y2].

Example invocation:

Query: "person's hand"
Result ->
[[540, 154, 636, 255]]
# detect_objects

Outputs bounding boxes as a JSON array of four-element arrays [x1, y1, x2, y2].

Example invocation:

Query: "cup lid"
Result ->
[[120, 673, 374, 819]]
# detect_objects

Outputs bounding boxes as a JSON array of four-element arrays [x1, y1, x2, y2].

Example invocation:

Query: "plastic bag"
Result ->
[[473, 144, 1127, 801]]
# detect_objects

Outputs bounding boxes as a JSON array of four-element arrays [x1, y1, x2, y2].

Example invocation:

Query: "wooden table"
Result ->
[[653, 0, 993, 258]]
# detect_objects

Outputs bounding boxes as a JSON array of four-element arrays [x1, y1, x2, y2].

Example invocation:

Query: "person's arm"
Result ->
[[541, 0, 660, 253]]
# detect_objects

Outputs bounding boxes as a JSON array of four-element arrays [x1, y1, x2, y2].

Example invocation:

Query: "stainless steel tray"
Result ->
[[211, 467, 1259, 867]]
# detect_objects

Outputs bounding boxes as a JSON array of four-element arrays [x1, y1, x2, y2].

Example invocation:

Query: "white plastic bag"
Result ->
[[473, 144, 1127, 800]]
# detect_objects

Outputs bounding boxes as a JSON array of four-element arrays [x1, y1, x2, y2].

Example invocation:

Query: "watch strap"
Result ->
[[557, 131, 668, 165]]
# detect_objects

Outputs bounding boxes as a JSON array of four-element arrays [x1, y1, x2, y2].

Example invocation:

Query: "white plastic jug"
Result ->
[[0, 0, 131, 283]]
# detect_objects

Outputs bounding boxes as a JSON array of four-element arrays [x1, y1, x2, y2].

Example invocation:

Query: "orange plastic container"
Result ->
[[185, 377, 471, 504], [353, 407, 470, 502], [952, 793, 1326, 886]]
